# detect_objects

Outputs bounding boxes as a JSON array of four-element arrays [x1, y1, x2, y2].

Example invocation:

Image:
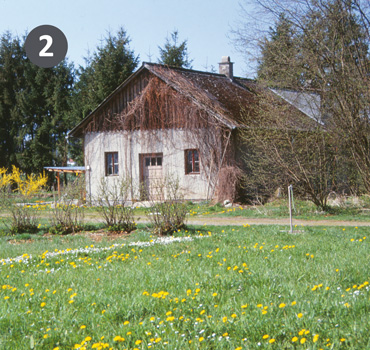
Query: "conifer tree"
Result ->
[[73, 28, 139, 120], [14, 58, 74, 173], [158, 30, 193, 68], [0, 31, 74, 173], [257, 14, 302, 88], [0, 32, 24, 169]]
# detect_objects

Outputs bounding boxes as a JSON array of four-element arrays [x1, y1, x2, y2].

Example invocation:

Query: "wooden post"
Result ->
[[288, 185, 293, 233], [57, 172, 60, 197]]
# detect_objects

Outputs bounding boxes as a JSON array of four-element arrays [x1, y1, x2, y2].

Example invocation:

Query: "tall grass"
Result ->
[[0, 225, 369, 349]]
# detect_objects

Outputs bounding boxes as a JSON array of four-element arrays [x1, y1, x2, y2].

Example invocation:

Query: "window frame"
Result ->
[[185, 149, 200, 175], [105, 152, 119, 176]]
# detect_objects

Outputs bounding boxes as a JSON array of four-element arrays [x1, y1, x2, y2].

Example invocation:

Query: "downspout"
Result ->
[[209, 129, 233, 201]]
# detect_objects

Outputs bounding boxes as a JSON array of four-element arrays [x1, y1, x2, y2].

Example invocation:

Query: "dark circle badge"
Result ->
[[25, 25, 68, 68]]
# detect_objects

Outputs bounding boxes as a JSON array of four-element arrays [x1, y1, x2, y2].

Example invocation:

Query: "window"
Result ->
[[105, 152, 118, 176], [144, 156, 162, 167], [185, 149, 200, 174]]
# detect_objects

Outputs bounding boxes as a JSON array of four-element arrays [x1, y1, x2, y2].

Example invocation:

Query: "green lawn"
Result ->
[[3, 197, 370, 237], [186, 198, 370, 222], [0, 224, 369, 349]]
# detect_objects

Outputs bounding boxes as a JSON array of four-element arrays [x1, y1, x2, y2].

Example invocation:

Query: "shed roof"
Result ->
[[44, 166, 86, 173]]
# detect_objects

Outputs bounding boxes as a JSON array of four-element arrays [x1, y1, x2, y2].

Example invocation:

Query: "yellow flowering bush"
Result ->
[[11, 165, 48, 198], [0, 166, 48, 234]]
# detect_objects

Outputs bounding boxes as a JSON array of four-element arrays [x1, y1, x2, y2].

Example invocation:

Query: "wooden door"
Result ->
[[141, 153, 163, 200]]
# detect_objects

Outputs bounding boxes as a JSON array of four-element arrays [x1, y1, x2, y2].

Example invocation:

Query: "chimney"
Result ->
[[219, 56, 233, 79]]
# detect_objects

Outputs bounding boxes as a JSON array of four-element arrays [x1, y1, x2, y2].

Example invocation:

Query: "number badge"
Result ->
[[25, 25, 68, 68]]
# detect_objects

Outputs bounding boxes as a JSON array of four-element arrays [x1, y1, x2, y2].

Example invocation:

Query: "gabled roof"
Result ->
[[142, 63, 257, 129], [69, 62, 319, 137]]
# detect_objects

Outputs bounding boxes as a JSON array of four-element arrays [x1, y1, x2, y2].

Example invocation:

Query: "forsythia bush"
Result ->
[[10, 166, 48, 197], [0, 166, 48, 234]]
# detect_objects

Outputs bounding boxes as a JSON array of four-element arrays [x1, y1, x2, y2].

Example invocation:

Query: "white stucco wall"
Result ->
[[84, 130, 212, 201]]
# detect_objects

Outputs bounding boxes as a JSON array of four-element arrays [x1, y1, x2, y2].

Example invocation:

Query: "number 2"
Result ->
[[39, 35, 54, 57]]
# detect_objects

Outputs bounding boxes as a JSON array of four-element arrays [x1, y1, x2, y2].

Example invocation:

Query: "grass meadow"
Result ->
[[0, 224, 369, 350]]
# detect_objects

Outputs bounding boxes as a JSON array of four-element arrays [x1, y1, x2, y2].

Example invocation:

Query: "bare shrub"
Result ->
[[95, 176, 136, 233], [145, 176, 188, 235], [6, 205, 39, 234], [49, 176, 85, 235]]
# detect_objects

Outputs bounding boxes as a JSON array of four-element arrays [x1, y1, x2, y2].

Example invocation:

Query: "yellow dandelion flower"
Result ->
[[113, 336, 125, 342], [292, 337, 298, 342], [263, 335, 269, 339], [269, 338, 275, 343]]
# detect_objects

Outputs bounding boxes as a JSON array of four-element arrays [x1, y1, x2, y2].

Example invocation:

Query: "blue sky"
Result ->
[[0, 0, 251, 77]]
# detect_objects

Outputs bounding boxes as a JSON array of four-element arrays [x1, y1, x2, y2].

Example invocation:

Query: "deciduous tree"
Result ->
[[234, 0, 370, 194]]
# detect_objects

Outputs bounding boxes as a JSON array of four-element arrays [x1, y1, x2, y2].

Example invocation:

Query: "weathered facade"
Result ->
[[69, 57, 318, 202]]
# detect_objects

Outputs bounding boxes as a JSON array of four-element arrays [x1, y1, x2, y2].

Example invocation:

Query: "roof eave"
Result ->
[[68, 64, 148, 138]]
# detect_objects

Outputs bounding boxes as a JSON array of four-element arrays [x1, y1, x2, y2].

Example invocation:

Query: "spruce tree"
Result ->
[[0, 32, 24, 169], [158, 30, 193, 68], [14, 58, 74, 173], [257, 14, 302, 88], [73, 27, 139, 120]]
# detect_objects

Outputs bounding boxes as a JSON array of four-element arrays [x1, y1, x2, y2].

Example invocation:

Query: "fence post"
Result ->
[[288, 185, 293, 233]]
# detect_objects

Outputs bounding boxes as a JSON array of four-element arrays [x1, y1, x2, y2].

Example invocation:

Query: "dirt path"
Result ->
[[143, 216, 370, 227]]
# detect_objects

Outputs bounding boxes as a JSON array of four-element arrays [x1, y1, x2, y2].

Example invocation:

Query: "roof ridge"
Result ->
[[143, 61, 242, 79]]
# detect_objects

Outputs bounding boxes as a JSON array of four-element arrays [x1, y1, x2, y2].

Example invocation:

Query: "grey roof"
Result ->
[[44, 166, 86, 172], [270, 89, 322, 123]]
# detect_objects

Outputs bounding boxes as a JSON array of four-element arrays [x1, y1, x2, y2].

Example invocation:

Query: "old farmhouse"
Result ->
[[69, 57, 319, 203]]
